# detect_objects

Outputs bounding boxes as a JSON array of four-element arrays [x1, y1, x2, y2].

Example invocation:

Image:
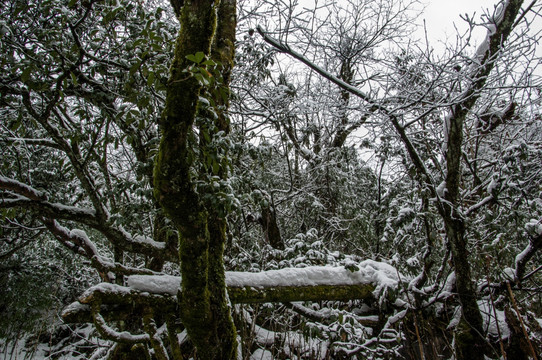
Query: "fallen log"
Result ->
[[63, 260, 401, 323]]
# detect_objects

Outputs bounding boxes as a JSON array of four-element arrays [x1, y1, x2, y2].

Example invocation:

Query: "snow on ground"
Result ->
[[1, 325, 100, 360]]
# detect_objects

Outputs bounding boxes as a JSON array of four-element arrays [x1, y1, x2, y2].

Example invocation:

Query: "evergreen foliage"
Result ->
[[1, 0, 541, 358]]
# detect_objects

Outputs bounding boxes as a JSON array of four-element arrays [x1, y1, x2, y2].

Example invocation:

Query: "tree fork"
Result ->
[[153, 0, 238, 358], [441, 2, 524, 358]]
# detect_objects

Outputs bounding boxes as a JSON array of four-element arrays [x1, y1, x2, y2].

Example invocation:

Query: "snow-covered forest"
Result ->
[[1, 0, 541, 359]]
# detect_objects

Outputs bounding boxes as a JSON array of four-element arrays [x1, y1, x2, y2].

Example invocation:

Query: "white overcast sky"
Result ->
[[422, 0, 514, 47]]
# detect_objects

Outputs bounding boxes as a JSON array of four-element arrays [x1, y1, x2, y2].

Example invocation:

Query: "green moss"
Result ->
[[228, 284, 376, 304], [153, 0, 238, 358], [453, 318, 486, 360]]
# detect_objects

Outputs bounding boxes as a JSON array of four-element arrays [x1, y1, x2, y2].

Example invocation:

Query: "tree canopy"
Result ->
[[1, 0, 541, 359]]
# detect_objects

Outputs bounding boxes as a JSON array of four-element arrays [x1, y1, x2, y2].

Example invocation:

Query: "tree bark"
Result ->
[[440, 2, 524, 358], [153, 0, 238, 358], [261, 201, 284, 249]]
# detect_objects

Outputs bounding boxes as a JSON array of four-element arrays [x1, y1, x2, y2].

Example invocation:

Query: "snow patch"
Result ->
[[524, 218, 542, 236], [502, 267, 515, 281], [479, 300, 510, 339], [127, 274, 181, 295], [250, 348, 273, 360], [436, 181, 447, 198], [126, 261, 402, 302]]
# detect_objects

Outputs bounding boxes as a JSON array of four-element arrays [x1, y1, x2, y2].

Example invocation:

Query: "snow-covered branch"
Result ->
[[0, 176, 175, 261], [256, 26, 374, 106], [465, 194, 495, 216], [91, 303, 150, 344], [0, 192, 96, 222], [63, 261, 404, 323], [0, 175, 49, 201], [43, 219, 161, 279]]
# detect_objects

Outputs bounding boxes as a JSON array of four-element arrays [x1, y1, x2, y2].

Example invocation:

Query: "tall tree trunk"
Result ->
[[441, 3, 524, 358], [205, 1, 238, 357], [153, 0, 238, 358], [443, 108, 485, 359]]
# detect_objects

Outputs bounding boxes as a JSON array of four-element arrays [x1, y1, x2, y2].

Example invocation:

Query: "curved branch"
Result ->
[[43, 218, 161, 278], [143, 309, 169, 360], [0, 178, 176, 261], [514, 232, 542, 283], [91, 302, 150, 344], [20, 90, 109, 219]]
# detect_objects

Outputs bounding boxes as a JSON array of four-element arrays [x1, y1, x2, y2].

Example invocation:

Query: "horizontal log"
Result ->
[[63, 261, 401, 323], [228, 283, 375, 303]]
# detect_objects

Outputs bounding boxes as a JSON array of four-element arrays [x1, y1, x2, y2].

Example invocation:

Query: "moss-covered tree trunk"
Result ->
[[153, 0, 238, 358]]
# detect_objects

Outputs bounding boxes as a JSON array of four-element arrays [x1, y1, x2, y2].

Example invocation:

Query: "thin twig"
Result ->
[[506, 282, 538, 360]]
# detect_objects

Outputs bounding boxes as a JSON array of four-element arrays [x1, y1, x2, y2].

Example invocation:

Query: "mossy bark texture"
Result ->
[[227, 283, 376, 304], [153, 0, 237, 358], [63, 281, 379, 323]]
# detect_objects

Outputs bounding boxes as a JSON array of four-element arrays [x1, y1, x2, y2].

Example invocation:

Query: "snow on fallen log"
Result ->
[[63, 260, 403, 322], [126, 260, 401, 303]]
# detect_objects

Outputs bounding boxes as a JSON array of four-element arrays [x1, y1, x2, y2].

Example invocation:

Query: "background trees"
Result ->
[[1, 0, 178, 356], [1, 0, 541, 359]]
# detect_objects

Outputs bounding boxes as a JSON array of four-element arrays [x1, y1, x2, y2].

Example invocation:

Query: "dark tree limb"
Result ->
[[0, 176, 176, 261], [258, 3, 525, 358]]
